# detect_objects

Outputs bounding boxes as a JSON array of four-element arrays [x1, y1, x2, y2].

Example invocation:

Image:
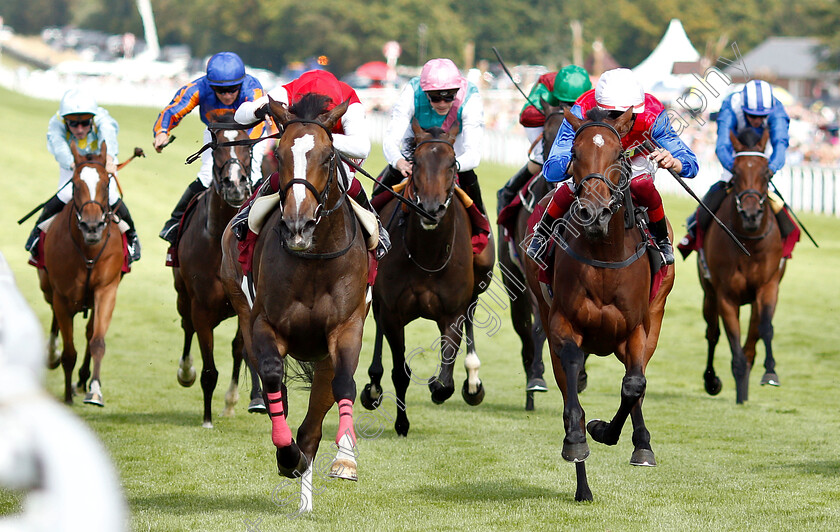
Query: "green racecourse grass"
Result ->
[[1, 85, 839, 531]]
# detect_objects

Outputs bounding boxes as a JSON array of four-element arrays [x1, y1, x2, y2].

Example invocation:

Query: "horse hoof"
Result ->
[[177, 366, 197, 387], [461, 379, 485, 406], [578, 370, 588, 393], [395, 418, 410, 437], [562, 441, 590, 463], [429, 381, 454, 404], [704, 374, 722, 395], [47, 352, 61, 370], [247, 397, 267, 413], [328, 458, 358, 481], [630, 448, 656, 467], [276, 446, 308, 479], [202, 421, 214, 429], [73, 380, 86, 396], [83, 392, 104, 407], [360, 383, 382, 410], [586, 418, 613, 444], [760, 372, 780, 386], [526, 377, 548, 392]]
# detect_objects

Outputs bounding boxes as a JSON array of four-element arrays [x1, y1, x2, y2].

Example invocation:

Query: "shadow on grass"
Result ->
[[772, 460, 840, 477], [85, 410, 216, 428], [130, 492, 277, 515], [412, 478, 565, 502]]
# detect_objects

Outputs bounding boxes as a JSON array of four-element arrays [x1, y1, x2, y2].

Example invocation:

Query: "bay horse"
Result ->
[[359, 120, 495, 436], [498, 100, 588, 410], [38, 142, 126, 406], [700, 128, 785, 404], [220, 93, 368, 513], [524, 108, 675, 501], [173, 114, 264, 428]]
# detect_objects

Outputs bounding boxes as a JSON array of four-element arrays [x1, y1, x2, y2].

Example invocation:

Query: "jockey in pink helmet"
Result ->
[[527, 68, 699, 266], [377, 58, 486, 215]]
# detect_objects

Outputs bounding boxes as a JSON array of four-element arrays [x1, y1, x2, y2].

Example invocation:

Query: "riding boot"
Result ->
[[460, 176, 486, 215], [775, 207, 797, 239], [25, 196, 66, 255], [352, 185, 391, 259], [160, 179, 207, 244], [113, 201, 141, 263], [525, 209, 555, 267], [649, 218, 675, 265], [231, 179, 274, 242], [496, 164, 534, 216], [372, 165, 403, 198], [678, 180, 729, 259]]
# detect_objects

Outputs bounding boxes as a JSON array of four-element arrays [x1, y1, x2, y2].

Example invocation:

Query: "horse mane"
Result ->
[[585, 107, 613, 122], [735, 127, 762, 150], [288, 93, 333, 120], [214, 112, 237, 123]]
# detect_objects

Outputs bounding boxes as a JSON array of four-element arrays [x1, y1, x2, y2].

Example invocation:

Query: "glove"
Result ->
[[254, 104, 269, 120]]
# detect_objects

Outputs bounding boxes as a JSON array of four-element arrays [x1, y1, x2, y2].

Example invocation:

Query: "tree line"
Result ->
[[3, 0, 838, 75]]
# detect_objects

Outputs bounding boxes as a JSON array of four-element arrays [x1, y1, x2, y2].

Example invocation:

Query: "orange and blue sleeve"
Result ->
[[153, 82, 200, 136]]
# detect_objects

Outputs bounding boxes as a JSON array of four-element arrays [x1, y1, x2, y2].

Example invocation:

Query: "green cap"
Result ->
[[551, 65, 592, 104]]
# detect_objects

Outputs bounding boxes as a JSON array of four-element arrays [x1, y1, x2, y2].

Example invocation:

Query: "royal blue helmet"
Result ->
[[206, 52, 246, 87], [742, 80, 775, 116]]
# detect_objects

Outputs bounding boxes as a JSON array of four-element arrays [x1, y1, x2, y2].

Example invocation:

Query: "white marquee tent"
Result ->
[[633, 19, 700, 95]]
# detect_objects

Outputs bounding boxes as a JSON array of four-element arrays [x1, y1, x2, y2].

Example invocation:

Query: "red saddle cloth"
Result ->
[[497, 174, 541, 241], [29, 230, 131, 274], [527, 205, 666, 303]]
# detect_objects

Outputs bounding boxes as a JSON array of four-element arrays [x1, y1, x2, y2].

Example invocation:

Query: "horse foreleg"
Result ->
[[177, 320, 196, 388], [360, 308, 385, 411], [53, 298, 77, 405], [84, 285, 118, 407], [225, 331, 244, 418], [238, 328, 265, 413], [628, 394, 655, 466], [756, 281, 781, 387], [381, 314, 411, 436], [47, 313, 61, 369], [552, 339, 589, 463], [702, 284, 722, 395], [429, 318, 460, 405], [461, 306, 485, 406], [719, 298, 749, 403], [327, 320, 363, 482], [253, 317, 306, 479], [77, 315, 94, 393], [193, 308, 218, 427]]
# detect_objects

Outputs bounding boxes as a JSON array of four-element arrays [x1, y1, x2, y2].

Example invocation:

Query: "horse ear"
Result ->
[[267, 95, 292, 126], [757, 128, 770, 153], [730, 130, 746, 153], [70, 141, 83, 165], [322, 98, 350, 131], [411, 118, 425, 139], [564, 107, 583, 132], [446, 120, 460, 142], [613, 108, 634, 137], [99, 141, 108, 163]]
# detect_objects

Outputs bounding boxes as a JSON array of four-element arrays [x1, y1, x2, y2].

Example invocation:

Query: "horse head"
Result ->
[[70, 141, 112, 246], [564, 107, 633, 240], [409, 119, 459, 229], [730, 128, 771, 232], [210, 115, 253, 207], [541, 98, 569, 160], [267, 93, 349, 251]]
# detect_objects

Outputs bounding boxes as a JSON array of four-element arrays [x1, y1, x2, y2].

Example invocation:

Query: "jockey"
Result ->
[[496, 65, 592, 215], [25, 89, 141, 264], [232, 69, 390, 258], [527, 68, 699, 266], [376, 58, 486, 215], [678, 79, 794, 258], [153, 51, 266, 245]]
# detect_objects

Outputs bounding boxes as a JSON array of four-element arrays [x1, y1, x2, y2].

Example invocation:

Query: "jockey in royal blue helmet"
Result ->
[[153, 52, 266, 245], [678, 79, 795, 259]]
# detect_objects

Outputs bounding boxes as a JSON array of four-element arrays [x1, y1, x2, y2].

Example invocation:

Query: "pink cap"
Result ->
[[420, 58, 462, 91]]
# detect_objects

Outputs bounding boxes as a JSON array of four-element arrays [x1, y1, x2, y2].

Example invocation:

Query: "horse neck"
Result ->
[[206, 188, 238, 238]]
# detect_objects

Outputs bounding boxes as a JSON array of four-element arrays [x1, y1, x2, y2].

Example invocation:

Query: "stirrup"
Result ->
[[231, 208, 250, 241], [657, 238, 675, 265], [525, 232, 548, 263], [159, 220, 178, 244], [127, 234, 142, 263]]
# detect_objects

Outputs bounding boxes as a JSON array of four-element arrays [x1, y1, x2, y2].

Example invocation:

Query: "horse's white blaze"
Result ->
[[592, 134, 605, 148], [79, 166, 101, 199], [291, 134, 315, 210], [300, 460, 313, 513], [223, 130, 242, 184], [464, 345, 481, 393]]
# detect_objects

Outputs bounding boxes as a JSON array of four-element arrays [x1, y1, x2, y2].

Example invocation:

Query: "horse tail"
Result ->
[[284, 359, 316, 389]]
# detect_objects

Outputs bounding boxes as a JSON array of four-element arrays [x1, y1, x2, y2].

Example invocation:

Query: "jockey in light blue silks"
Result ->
[[677, 79, 799, 259]]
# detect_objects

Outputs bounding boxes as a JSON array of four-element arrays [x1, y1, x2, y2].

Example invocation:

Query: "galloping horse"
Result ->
[[498, 100, 589, 410], [700, 128, 785, 403], [38, 143, 126, 406], [524, 108, 675, 501], [173, 114, 264, 427], [359, 121, 495, 436], [220, 94, 368, 513]]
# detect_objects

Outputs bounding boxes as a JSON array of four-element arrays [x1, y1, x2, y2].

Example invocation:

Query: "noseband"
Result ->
[[277, 118, 346, 223], [408, 138, 457, 212], [213, 148, 253, 198], [572, 121, 626, 215]]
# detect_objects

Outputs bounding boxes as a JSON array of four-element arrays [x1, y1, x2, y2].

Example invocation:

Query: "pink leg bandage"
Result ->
[[336, 398, 357, 447], [267, 391, 292, 448]]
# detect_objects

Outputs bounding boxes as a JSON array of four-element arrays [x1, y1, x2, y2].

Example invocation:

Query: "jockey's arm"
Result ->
[[519, 82, 551, 128], [46, 114, 75, 170], [714, 97, 737, 172], [153, 82, 199, 151], [650, 111, 698, 178], [542, 105, 581, 183], [767, 105, 791, 173], [382, 84, 415, 173], [235, 82, 286, 125], [455, 93, 483, 172], [333, 102, 370, 160]]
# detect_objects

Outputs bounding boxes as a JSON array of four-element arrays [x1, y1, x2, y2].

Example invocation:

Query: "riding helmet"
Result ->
[[59, 89, 98, 117], [741, 80, 775, 116], [595, 68, 645, 114], [551, 65, 592, 104], [420, 58, 462, 92], [206, 52, 246, 87]]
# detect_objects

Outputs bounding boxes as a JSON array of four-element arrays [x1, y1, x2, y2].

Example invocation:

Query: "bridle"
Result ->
[[571, 121, 627, 217], [406, 137, 457, 214], [732, 151, 769, 220], [212, 142, 254, 202]]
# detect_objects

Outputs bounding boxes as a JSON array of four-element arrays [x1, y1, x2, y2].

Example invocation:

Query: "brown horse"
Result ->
[[38, 143, 126, 406], [173, 116, 264, 428], [359, 121, 495, 436], [220, 93, 368, 513], [700, 128, 784, 404], [498, 100, 589, 411], [524, 108, 675, 501]]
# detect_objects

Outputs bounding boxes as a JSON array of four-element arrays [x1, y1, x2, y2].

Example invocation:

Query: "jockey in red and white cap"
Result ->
[[377, 58, 487, 214], [527, 68, 699, 266]]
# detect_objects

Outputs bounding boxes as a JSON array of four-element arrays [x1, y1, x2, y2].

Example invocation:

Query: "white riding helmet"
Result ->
[[595, 68, 645, 114], [59, 89, 98, 117]]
